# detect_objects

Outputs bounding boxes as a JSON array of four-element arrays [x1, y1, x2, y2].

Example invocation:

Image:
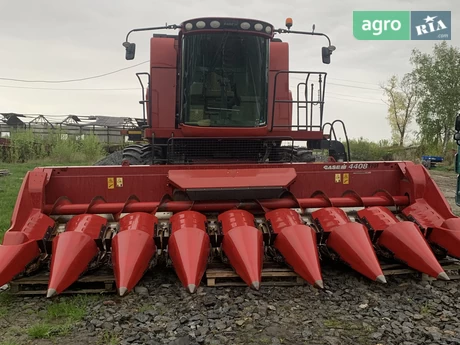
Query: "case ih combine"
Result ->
[[1, 17, 460, 298]]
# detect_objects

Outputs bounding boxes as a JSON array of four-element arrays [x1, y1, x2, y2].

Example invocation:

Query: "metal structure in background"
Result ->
[[0, 113, 143, 145]]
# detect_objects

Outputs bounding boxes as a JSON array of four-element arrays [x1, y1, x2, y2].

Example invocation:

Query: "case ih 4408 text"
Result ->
[[1, 17, 460, 297]]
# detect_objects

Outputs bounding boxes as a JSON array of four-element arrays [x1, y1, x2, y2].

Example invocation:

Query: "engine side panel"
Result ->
[[269, 41, 291, 131], [149, 36, 178, 129]]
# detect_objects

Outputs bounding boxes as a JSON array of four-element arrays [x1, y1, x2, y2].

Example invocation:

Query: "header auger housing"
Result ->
[[1, 17, 460, 297]]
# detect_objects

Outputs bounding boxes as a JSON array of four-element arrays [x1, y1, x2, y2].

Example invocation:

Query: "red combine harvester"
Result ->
[[1, 17, 460, 297]]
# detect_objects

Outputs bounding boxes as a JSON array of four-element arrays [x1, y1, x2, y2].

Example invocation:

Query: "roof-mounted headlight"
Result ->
[[254, 23, 263, 31], [210, 20, 221, 28], [240, 22, 250, 30]]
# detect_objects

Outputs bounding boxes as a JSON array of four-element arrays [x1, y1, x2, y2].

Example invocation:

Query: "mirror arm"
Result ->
[[124, 24, 180, 44], [274, 28, 333, 47]]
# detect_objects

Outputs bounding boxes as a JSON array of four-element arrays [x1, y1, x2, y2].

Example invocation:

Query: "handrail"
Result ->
[[135, 72, 150, 126], [271, 71, 327, 132], [326, 120, 351, 162]]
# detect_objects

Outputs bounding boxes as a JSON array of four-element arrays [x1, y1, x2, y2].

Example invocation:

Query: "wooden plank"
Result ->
[[11, 288, 115, 296], [9, 257, 460, 294], [9, 270, 116, 295], [382, 268, 416, 276], [208, 281, 304, 287], [12, 271, 114, 285], [206, 268, 298, 279], [207, 278, 216, 287], [380, 263, 406, 270], [205, 266, 305, 287]]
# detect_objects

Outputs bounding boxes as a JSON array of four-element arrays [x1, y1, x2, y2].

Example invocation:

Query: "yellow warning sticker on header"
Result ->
[[116, 177, 123, 188], [335, 173, 341, 183], [343, 173, 349, 184], [107, 177, 114, 189]]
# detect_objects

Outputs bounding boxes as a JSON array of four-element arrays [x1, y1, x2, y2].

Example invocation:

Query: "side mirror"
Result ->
[[455, 113, 460, 131], [322, 45, 335, 64], [123, 42, 136, 60], [322, 47, 330, 64]]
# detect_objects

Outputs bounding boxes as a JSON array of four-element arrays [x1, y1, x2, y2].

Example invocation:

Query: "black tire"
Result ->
[[122, 144, 151, 165], [122, 144, 164, 165]]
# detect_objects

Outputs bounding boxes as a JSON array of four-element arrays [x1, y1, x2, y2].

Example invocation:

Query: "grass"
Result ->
[[98, 331, 120, 345], [24, 295, 98, 340], [0, 162, 40, 241], [0, 160, 95, 242], [27, 323, 72, 339], [46, 295, 89, 321], [0, 340, 19, 345], [0, 128, 105, 240], [420, 302, 431, 315], [0, 292, 14, 320], [0, 291, 13, 304], [0, 306, 8, 318], [0, 295, 105, 341], [322, 318, 374, 344], [430, 164, 455, 173]]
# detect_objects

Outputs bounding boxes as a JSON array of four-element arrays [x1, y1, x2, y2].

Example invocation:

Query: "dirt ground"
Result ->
[[429, 170, 460, 215]]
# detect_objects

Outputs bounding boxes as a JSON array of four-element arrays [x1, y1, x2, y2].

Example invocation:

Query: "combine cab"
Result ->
[[2, 17, 460, 297]]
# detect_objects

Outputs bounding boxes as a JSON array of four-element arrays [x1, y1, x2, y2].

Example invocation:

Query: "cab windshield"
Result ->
[[181, 32, 268, 127]]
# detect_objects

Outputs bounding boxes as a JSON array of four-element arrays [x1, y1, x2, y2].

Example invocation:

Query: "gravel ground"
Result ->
[[1, 168, 460, 345], [94, 151, 124, 166], [429, 170, 460, 216]]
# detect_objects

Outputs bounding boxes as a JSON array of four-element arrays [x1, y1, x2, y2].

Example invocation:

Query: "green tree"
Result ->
[[381, 74, 418, 147], [410, 41, 460, 156]]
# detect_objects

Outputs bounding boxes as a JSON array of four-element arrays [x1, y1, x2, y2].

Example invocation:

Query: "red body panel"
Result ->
[[111, 212, 157, 295], [219, 210, 263, 289], [0, 240, 40, 287], [179, 125, 269, 137], [0, 170, 55, 286], [39, 162, 405, 206], [144, 35, 298, 139], [149, 37, 177, 129], [266, 209, 322, 287], [268, 41, 291, 131], [313, 207, 384, 281], [357, 206, 444, 279], [168, 211, 210, 292], [398, 165, 460, 258], [145, 128, 325, 139], [403, 200, 460, 258], [48, 214, 107, 295], [168, 167, 296, 189], [3, 160, 460, 292]]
